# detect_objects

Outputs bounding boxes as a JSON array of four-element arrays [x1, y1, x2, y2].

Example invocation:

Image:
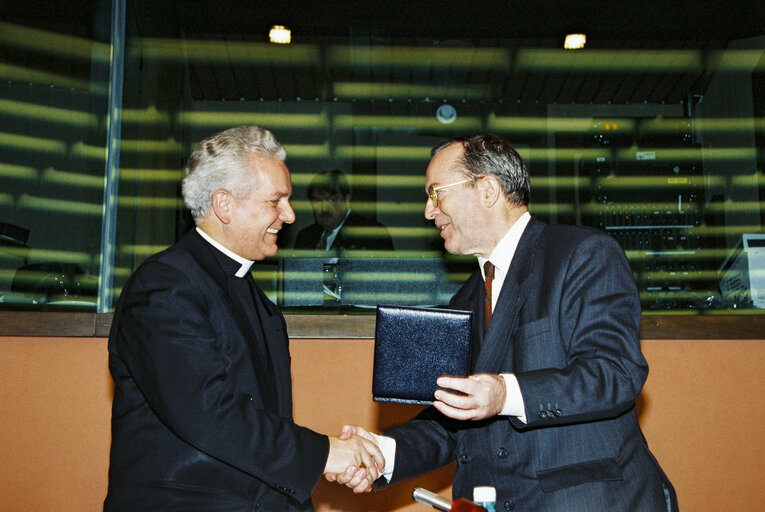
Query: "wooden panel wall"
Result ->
[[1, 337, 763, 511]]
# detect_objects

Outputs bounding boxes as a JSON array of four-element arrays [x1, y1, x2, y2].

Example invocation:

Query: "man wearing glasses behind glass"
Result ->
[[335, 134, 678, 511]]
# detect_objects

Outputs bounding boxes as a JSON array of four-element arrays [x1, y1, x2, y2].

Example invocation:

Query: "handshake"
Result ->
[[323, 425, 383, 494], [319, 374, 508, 494]]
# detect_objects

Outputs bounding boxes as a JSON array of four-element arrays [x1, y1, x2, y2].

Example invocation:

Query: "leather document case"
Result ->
[[373, 305, 473, 405]]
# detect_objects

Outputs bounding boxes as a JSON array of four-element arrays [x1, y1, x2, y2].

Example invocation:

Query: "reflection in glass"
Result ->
[[1, 1, 763, 315], [0, 4, 111, 311]]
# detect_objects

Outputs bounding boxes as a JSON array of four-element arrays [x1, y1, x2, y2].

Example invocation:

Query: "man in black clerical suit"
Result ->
[[294, 169, 394, 252], [105, 126, 383, 511], [337, 134, 677, 512]]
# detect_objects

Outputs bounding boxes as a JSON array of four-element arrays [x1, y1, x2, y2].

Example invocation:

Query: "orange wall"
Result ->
[[1, 336, 764, 512]]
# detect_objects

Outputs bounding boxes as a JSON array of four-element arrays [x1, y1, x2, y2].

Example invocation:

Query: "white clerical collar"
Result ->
[[478, 211, 531, 280], [196, 227, 254, 278]]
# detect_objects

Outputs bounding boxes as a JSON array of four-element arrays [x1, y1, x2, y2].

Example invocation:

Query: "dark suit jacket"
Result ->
[[105, 230, 328, 511], [294, 212, 394, 251], [383, 216, 677, 512]]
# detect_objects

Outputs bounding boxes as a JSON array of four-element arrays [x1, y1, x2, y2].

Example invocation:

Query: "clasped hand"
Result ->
[[323, 374, 504, 493], [323, 430, 384, 494], [433, 374, 507, 421]]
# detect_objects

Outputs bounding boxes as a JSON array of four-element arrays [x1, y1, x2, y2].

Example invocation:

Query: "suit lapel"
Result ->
[[473, 217, 545, 373]]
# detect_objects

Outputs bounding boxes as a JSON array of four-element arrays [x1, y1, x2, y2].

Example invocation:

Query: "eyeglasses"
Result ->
[[427, 178, 474, 208]]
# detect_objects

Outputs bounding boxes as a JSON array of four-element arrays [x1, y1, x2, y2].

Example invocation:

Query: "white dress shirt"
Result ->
[[477, 211, 530, 422]]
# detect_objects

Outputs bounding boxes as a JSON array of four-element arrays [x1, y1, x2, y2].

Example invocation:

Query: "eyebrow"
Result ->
[[265, 190, 290, 201]]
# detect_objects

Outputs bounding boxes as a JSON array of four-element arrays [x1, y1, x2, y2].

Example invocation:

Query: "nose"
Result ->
[[280, 199, 296, 224], [424, 197, 438, 220]]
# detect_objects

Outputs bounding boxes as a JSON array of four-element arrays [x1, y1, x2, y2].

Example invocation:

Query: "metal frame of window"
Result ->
[[98, 0, 126, 313]]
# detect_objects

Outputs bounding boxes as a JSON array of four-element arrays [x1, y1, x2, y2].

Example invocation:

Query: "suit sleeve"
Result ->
[[113, 260, 328, 503], [511, 233, 648, 429]]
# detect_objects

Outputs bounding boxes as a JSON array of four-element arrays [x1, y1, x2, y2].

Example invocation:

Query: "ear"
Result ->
[[211, 189, 233, 224], [481, 175, 502, 208]]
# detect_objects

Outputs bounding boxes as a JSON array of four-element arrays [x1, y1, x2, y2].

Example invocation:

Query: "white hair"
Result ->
[[182, 125, 286, 219]]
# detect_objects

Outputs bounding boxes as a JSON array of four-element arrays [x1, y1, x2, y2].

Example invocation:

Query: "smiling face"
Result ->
[[224, 155, 295, 260], [424, 143, 494, 258]]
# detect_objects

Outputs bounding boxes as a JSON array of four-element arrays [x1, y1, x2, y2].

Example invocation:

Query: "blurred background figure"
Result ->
[[294, 170, 394, 252]]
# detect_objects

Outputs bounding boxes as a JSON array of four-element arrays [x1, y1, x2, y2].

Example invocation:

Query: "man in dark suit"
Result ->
[[294, 169, 394, 252], [105, 126, 383, 511], [338, 134, 677, 511]]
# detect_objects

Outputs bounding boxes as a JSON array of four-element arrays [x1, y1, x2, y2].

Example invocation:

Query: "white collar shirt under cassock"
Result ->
[[196, 227, 254, 277]]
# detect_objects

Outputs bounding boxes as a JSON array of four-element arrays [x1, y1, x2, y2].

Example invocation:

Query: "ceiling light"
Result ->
[[269, 25, 291, 44], [564, 33, 586, 50]]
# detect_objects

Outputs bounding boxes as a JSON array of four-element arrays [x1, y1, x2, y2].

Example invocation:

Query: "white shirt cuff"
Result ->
[[370, 433, 396, 482], [499, 373, 527, 423]]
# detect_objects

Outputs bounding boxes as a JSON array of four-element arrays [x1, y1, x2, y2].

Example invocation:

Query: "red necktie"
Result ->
[[483, 261, 495, 332]]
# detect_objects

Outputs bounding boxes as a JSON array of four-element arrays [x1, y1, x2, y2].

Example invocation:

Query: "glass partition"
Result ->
[[1, 1, 763, 315], [0, 1, 112, 310]]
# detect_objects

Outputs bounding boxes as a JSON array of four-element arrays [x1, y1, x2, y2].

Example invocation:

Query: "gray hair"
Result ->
[[432, 133, 530, 206], [182, 125, 287, 219]]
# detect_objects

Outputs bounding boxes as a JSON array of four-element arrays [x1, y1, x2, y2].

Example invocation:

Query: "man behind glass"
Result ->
[[294, 169, 394, 252], [337, 134, 678, 512], [105, 125, 383, 511]]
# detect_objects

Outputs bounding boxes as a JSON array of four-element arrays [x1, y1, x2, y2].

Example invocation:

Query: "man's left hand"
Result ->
[[433, 374, 506, 421]]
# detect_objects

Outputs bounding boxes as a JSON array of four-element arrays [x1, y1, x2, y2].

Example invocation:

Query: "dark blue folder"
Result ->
[[373, 305, 473, 404]]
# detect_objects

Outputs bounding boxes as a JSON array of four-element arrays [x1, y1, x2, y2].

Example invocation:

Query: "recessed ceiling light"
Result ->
[[564, 33, 586, 50], [269, 25, 291, 44]]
